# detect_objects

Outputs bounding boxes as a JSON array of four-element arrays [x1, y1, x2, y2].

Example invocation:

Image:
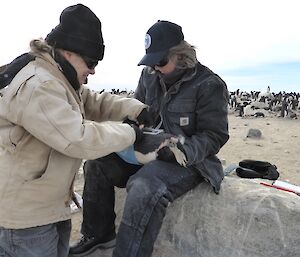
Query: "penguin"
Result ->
[[116, 130, 187, 167]]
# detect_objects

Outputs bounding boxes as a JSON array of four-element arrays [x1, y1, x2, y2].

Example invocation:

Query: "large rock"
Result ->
[[153, 176, 300, 257], [82, 176, 300, 257]]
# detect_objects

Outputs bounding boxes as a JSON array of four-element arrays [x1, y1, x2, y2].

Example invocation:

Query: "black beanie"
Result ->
[[45, 4, 105, 60]]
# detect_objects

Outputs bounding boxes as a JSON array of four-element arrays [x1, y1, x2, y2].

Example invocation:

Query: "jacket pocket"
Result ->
[[9, 125, 26, 147], [167, 100, 196, 135], [0, 124, 26, 153], [168, 100, 196, 113], [15, 150, 78, 206]]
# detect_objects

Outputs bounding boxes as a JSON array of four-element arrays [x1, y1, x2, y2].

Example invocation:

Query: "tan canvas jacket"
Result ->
[[0, 52, 146, 229]]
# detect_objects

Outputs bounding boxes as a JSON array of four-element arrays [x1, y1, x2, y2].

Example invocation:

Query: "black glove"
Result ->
[[136, 108, 155, 127], [157, 140, 187, 165], [123, 118, 137, 126], [157, 146, 177, 163], [131, 124, 144, 144]]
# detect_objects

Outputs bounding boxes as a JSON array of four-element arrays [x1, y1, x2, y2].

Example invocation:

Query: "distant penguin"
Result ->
[[253, 112, 265, 117]]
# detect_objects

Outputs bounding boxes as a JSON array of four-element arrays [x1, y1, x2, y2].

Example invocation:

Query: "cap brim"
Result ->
[[137, 50, 168, 66]]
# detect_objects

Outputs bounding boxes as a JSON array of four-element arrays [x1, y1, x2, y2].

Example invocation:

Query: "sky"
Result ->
[[1, 0, 300, 93]]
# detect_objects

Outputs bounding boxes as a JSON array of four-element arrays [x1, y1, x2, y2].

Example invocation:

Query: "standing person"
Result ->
[[0, 4, 153, 257], [69, 20, 229, 257]]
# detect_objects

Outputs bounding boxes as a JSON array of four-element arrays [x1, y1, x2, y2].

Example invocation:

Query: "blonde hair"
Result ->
[[168, 40, 198, 69], [30, 38, 53, 55]]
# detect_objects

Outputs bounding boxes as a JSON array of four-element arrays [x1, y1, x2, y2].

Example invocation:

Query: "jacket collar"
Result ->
[[159, 63, 199, 94]]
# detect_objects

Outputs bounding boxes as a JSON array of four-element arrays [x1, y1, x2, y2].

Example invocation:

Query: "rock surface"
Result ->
[[154, 176, 300, 257], [72, 176, 300, 257]]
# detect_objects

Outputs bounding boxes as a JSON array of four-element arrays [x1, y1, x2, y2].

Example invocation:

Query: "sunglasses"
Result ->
[[81, 55, 98, 69], [154, 56, 169, 68]]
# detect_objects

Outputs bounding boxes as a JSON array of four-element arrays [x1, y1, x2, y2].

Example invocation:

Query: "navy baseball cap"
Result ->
[[138, 20, 184, 66]]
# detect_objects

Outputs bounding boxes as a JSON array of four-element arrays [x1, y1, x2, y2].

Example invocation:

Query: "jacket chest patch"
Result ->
[[180, 117, 189, 126]]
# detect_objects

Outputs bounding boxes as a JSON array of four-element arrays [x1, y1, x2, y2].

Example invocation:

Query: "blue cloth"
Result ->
[[116, 145, 140, 165]]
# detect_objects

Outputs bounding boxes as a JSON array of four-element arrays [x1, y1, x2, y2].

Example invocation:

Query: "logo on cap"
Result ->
[[144, 34, 151, 50]]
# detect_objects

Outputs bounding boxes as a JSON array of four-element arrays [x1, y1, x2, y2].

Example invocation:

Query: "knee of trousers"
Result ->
[[122, 177, 170, 228], [83, 159, 101, 178], [127, 173, 167, 198]]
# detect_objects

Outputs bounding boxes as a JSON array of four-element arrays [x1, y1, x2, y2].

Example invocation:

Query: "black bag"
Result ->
[[236, 159, 279, 180], [0, 53, 35, 89]]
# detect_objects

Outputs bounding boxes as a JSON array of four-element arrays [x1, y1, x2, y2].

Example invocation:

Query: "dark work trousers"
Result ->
[[82, 153, 204, 257]]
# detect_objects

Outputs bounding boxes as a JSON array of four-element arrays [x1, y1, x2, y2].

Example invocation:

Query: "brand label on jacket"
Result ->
[[180, 117, 189, 126]]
